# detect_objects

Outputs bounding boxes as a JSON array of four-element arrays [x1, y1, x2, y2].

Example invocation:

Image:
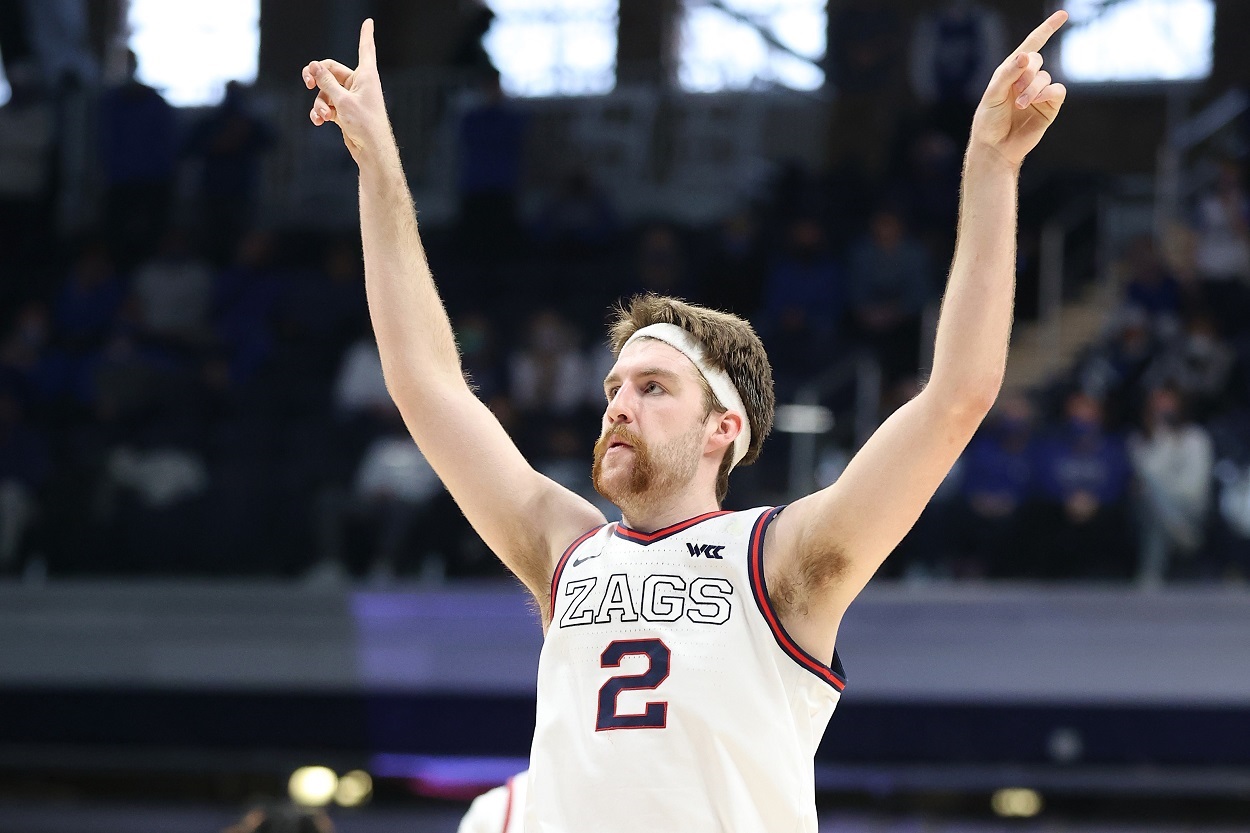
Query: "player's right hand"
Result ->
[[301, 18, 388, 164]]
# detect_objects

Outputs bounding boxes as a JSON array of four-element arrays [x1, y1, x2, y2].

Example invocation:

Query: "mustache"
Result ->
[[594, 424, 643, 455], [592, 423, 653, 502]]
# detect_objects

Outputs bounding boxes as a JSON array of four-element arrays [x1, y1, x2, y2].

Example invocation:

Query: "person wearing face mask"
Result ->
[[951, 394, 1038, 577], [1128, 386, 1214, 587], [1028, 391, 1134, 579]]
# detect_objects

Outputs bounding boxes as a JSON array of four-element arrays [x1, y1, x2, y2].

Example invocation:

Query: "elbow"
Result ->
[[963, 378, 1003, 419], [926, 375, 1002, 426]]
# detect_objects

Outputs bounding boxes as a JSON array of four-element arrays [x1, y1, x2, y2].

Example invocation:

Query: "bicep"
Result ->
[[776, 391, 984, 607], [396, 385, 606, 598]]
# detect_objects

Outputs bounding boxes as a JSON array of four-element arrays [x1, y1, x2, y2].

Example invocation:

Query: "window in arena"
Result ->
[[677, 0, 826, 93], [126, 0, 260, 106], [482, 0, 618, 97], [1058, 0, 1214, 84]]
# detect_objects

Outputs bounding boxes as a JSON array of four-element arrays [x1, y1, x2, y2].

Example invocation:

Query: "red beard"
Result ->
[[592, 424, 655, 502]]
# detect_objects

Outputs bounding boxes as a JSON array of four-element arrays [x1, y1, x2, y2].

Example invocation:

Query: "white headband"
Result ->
[[622, 323, 752, 468]]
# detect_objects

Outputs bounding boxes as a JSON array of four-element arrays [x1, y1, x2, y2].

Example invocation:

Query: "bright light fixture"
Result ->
[[335, 769, 374, 807], [991, 787, 1043, 818], [289, 766, 339, 808]]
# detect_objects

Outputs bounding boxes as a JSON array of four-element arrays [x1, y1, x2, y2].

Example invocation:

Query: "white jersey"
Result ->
[[526, 507, 845, 833], [460, 771, 528, 833]]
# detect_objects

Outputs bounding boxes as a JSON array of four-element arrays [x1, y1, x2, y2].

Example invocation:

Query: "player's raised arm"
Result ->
[[767, 11, 1069, 645], [301, 21, 605, 613]]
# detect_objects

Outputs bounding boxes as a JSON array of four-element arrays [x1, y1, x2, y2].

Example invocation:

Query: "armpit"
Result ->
[[771, 536, 850, 617]]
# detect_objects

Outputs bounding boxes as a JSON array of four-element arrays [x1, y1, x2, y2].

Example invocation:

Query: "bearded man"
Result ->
[[301, 11, 1069, 831]]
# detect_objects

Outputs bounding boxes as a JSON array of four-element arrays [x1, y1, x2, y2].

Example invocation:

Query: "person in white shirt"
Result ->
[[1129, 385, 1214, 586]]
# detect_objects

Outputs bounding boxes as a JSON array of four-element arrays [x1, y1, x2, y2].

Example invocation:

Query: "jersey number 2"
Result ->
[[596, 638, 670, 731]]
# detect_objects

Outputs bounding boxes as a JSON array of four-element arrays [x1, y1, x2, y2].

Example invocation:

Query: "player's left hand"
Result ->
[[969, 10, 1068, 169]]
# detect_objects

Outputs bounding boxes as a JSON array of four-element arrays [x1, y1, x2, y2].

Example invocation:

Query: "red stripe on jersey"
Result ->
[[749, 508, 847, 692], [501, 775, 516, 833], [612, 510, 734, 544], [549, 525, 608, 611]]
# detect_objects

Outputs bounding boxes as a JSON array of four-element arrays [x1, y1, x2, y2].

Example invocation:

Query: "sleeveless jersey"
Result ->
[[525, 507, 846, 833]]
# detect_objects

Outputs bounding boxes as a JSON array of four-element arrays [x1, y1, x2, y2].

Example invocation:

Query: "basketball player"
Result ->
[[302, 10, 1068, 831], [458, 771, 528, 833]]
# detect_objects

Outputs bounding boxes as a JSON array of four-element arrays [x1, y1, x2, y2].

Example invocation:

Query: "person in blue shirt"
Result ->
[[1025, 390, 1135, 579]]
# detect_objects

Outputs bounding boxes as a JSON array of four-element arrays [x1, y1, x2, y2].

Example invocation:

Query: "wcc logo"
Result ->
[[686, 542, 725, 559]]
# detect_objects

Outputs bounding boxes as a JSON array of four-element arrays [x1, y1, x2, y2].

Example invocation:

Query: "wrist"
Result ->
[[964, 141, 1022, 178]]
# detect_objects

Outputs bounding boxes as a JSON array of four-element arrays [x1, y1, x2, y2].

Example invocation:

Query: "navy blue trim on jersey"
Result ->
[[612, 510, 734, 545], [748, 506, 848, 692], [549, 524, 608, 614]]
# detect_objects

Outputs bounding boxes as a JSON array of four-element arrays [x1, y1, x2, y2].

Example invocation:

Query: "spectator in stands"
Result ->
[[951, 394, 1037, 578], [213, 230, 287, 386], [456, 68, 527, 259], [334, 333, 393, 423], [893, 129, 962, 260], [0, 302, 54, 406], [447, 3, 498, 80], [184, 81, 277, 266], [276, 236, 368, 372], [846, 205, 936, 383], [908, 0, 1006, 143], [1028, 391, 1134, 579], [0, 386, 49, 576], [98, 50, 177, 268], [532, 168, 618, 257], [129, 227, 214, 350], [533, 419, 613, 519], [1129, 385, 1213, 586], [627, 224, 690, 300], [758, 217, 842, 396], [1192, 157, 1250, 334], [1209, 406, 1250, 577], [456, 311, 506, 404], [310, 334, 455, 584], [507, 308, 596, 452], [826, 0, 904, 175], [1145, 313, 1236, 419], [53, 237, 126, 351], [0, 62, 54, 299], [1077, 305, 1159, 426], [698, 210, 768, 319], [1121, 235, 1185, 328]]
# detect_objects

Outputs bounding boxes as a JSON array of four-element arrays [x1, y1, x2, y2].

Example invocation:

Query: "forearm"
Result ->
[[357, 138, 464, 401], [927, 147, 1020, 411]]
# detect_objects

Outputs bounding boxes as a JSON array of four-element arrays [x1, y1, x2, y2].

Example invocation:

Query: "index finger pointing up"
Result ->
[[1016, 9, 1068, 54], [358, 18, 377, 69]]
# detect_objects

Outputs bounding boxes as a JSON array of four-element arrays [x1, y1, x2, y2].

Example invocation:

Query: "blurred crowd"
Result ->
[[1, 4, 1249, 588]]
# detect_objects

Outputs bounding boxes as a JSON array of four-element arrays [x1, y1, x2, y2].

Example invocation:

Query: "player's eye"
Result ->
[[644, 382, 663, 394], [606, 386, 620, 400]]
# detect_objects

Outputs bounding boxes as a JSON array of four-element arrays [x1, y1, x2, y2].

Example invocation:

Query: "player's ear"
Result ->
[[707, 410, 743, 453]]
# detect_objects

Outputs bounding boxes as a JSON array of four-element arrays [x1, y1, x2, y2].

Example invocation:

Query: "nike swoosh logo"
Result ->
[[571, 552, 602, 568]]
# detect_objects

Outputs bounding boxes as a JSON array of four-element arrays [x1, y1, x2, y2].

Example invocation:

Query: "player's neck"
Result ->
[[617, 490, 721, 534]]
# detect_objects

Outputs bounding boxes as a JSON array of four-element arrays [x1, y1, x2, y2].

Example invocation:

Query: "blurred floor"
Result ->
[[1, 801, 1247, 833]]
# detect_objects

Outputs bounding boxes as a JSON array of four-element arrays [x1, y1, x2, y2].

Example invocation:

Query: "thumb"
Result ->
[[309, 61, 346, 103]]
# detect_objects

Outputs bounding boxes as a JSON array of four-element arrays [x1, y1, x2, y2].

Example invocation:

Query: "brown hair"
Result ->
[[607, 294, 775, 503]]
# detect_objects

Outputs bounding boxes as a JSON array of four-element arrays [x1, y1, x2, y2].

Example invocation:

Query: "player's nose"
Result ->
[[604, 387, 636, 426]]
